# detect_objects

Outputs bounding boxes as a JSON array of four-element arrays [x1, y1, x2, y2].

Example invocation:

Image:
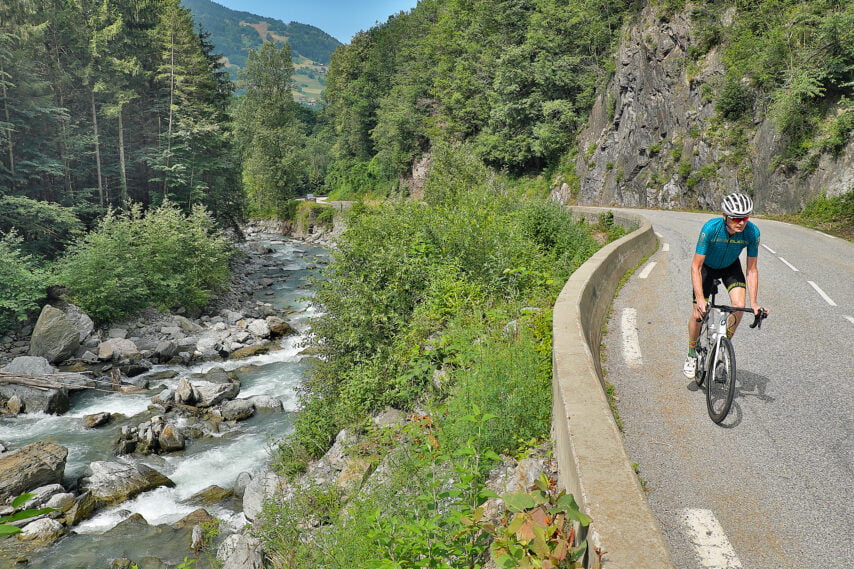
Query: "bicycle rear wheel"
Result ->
[[706, 337, 736, 423]]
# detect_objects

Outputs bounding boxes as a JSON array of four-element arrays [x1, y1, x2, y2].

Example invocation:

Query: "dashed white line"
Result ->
[[662, 243, 670, 252], [777, 257, 799, 272], [680, 508, 744, 569], [639, 261, 657, 279], [655, 232, 663, 238], [817, 231, 836, 239], [808, 281, 837, 306], [845, 315, 854, 326], [761, 243, 776, 254], [621, 308, 643, 367]]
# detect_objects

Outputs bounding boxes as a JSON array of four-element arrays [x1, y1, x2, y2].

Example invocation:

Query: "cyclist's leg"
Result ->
[[688, 266, 712, 347], [685, 266, 714, 377], [722, 260, 747, 337]]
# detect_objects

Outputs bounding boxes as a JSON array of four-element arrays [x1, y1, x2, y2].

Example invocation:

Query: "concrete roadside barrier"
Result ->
[[552, 207, 674, 568]]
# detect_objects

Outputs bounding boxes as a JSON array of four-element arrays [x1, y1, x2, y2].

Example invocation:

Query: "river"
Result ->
[[0, 234, 329, 569]]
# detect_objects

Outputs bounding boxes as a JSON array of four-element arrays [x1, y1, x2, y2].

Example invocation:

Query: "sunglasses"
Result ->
[[727, 215, 749, 222]]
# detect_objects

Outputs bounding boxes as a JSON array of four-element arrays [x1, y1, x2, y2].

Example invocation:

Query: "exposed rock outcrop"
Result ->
[[568, 3, 854, 214]]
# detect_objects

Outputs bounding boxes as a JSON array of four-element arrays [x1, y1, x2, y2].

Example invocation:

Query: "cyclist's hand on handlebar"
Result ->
[[694, 300, 708, 321], [752, 305, 768, 317]]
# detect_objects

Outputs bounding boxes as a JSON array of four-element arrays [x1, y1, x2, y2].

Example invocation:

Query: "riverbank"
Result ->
[[0, 226, 331, 569]]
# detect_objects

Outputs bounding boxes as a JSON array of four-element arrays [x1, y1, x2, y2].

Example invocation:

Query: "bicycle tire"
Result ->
[[706, 336, 736, 423]]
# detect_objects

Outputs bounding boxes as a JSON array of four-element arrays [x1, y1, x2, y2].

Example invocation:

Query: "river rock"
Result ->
[[246, 319, 270, 338], [242, 470, 287, 523], [0, 442, 67, 500], [77, 461, 175, 509], [170, 315, 200, 334], [63, 304, 95, 343], [18, 517, 65, 543], [45, 492, 76, 513], [233, 472, 252, 498], [151, 388, 174, 406], [158, 424, 185, 452], [228, 342, 279, 360], [173, 507, 216, 529], [1, 356, 57, 375], [154, 340, 178, 362], [175, 378, 195, 405], [265, 316, 294, 337], [20, 483, 65, 509], [186, 485, 233, 507], [28, 305, 80, 363], [0, 383, 69, 415], [248, 395, 283, 411], [221, 399, 254, 421], [5, 394, 24, 414], [98, 338, 140, 361], [194, 382, 239, 408], [83, 412, 112, 429], [217, 533, 264, 569]]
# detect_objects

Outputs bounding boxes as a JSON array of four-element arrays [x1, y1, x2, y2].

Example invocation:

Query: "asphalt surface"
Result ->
[[602, 209, 853, 569]]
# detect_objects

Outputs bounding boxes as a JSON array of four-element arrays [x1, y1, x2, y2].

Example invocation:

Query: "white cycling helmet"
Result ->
[[721, 193, 753, 217]]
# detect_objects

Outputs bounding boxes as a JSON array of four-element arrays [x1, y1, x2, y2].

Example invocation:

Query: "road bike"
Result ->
[[695, 279, 767, 423]]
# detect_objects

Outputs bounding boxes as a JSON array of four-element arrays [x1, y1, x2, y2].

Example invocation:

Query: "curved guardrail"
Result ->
[[552, 207, 674, 568]]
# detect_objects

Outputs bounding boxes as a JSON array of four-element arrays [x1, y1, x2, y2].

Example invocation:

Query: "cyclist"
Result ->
[[683, 193, 768, 379]]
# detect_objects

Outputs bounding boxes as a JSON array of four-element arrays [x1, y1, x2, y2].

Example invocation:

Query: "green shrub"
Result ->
[[716, 78, 754, 120], [58, 202, 233, 322], [0, 196, 84, 259], [794, 190, 854, 238], [0, 231, 50, 334]]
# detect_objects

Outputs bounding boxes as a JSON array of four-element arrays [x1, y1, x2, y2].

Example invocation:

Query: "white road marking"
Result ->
[[817, 231, 835, 239], [777, 257, 799, 272], [639, 261, 657, 279], [845, 315, 854, 326], [808, 281, 837, 306], [761, 243, 776, 254], [662, 243, 670, 252], [621, 308, 642, 366], [680, 508, 744, 569], [655, 232, 663, 238]]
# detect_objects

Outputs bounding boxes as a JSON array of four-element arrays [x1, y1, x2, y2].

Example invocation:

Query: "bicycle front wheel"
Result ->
[[706, 337, 736, 423]]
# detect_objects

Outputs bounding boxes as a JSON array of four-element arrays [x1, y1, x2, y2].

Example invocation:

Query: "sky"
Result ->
[[211, 0, 421, 44]]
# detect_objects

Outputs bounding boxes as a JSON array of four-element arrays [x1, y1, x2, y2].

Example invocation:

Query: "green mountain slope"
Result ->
[[181, 0, 341, 105]]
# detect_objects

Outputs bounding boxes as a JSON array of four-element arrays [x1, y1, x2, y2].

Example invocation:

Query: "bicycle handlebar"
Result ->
[[695, 305, 768, 329]]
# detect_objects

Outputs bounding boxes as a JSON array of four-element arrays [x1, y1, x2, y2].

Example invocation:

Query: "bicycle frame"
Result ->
[[694, 278, 767, 423], [698, 306, 729, 378]]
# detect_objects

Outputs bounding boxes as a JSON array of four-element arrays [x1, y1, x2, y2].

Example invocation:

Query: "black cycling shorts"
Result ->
[[692, 259, 746, 302]]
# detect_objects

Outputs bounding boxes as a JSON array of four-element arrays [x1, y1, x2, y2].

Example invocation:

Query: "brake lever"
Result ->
[[749, 308, 768, 329]]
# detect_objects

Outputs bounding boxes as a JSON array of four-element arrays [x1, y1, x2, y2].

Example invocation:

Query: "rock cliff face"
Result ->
[[566, 4, 853, 214]]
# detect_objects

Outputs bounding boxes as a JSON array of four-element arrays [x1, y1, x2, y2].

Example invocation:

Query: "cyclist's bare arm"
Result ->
[[745, 255, 766, 316], [691, 253, 708, 315]]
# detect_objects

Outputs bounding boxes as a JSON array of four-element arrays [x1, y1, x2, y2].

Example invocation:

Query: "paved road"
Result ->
[[603, 209, 853, 569]]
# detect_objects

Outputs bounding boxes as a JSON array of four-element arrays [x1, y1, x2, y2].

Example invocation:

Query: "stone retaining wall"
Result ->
[[552, 207, 674, 568]]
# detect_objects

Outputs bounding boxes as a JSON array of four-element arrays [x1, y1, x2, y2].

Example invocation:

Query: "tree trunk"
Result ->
[[164, 38, 175, 198], [1, 65, 15, 189], [118, 105, 128, 204], [91, 89, 104, 207]]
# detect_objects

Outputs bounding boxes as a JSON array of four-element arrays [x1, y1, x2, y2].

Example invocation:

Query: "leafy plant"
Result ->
[[57, 201, 232, 322], [0, 231, 50, 334], [0, 493, 55, 537], [484, 473, 592, 569]]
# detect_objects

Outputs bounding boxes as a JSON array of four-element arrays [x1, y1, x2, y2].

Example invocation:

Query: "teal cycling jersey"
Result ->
[[695, 217, 760, 269]]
